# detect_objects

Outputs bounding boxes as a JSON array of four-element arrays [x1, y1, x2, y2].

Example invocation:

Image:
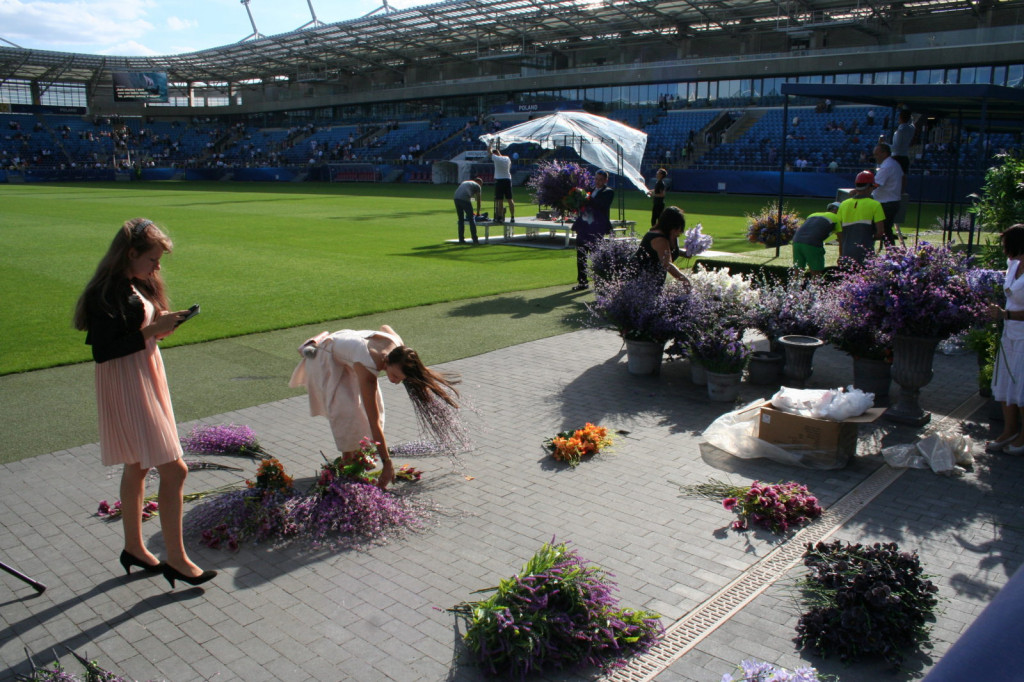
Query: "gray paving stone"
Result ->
[[0, 330, 1015, 681]]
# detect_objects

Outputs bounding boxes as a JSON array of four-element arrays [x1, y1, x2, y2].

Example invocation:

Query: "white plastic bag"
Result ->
[[770, 386, 874, 421], [882, 432, 974, 475]]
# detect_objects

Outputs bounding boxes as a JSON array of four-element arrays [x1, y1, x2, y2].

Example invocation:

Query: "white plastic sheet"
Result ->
[[882, 433, 975, 476], [702, 399, 872, 470], [478, 112, 649, 192]]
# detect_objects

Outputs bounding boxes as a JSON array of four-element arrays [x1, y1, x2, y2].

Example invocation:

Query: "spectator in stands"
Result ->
[[571, 170, 615, 291], [487, 147, 515, 223], [792, 202, 841, 273], [828, 159, 839, 173], [647, 168, 668, 226], [453, 177, 483, 245], [836, 170, 886, 265], [872, 142, 903, 244]]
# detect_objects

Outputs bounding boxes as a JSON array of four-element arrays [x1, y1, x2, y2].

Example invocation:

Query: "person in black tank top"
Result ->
[[633, 206, 690, 287]]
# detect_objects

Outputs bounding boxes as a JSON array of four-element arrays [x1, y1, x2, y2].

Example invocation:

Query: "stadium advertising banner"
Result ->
[[112, 71, 168, 103]]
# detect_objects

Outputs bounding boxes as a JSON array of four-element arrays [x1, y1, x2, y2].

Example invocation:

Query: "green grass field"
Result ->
[[0, 181, 944, 375]]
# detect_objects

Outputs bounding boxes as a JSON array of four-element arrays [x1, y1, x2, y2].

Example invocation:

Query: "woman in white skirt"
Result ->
[[989, 224, 1024, 453]]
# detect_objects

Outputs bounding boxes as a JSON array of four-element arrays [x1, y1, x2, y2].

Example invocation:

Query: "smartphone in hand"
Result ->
[[177, 304, 200, 326]]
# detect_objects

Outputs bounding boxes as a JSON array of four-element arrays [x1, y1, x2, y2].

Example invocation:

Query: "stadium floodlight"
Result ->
[[239, 0, 265, 42], [298, 0, 326, 30]]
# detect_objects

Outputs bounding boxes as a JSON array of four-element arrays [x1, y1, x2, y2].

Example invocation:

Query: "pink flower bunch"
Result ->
[[97, 499, 159, 521], [722, 481, 822, 534]]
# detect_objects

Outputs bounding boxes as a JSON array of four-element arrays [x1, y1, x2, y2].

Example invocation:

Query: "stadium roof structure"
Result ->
[[0, 0, 1015, 87]]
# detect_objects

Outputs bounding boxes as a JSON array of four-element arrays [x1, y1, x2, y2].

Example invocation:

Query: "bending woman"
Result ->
[[73, 218, 216, 588], [633, 205, 690, 286], [290, 327, 463, 489]]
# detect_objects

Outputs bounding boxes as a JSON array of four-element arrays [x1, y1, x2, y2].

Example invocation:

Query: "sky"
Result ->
[[0, 0, 428, 56]]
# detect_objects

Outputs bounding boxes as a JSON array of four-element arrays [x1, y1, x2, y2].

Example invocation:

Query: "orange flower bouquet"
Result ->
[[545, 423, 613, 467]]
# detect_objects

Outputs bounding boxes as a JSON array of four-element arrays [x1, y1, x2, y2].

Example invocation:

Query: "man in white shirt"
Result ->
[[872, 143, 903, 245], [487, 147, 515, 223]]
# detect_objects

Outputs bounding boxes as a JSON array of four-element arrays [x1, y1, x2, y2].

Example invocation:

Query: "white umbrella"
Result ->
[[478, 111, 648, 192]]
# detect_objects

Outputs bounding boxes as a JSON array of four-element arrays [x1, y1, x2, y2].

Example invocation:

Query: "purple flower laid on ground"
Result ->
[[180, 423, 270, 459], [721, 659, 829, 681], [450, 539, 663, 678], [184, 457, 432, 552], [681, 478, 822, 534], [20, 649, 135, 682]]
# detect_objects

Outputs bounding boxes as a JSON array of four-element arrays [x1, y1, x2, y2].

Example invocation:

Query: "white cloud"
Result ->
[[166, 16, 198, 32], [0, 0, 155, 51], [98, 39, 159, 56]]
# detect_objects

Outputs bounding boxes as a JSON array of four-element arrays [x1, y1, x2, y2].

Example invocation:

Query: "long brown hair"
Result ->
[[386, 346, 460, 408], [73, 218, 173, 331]]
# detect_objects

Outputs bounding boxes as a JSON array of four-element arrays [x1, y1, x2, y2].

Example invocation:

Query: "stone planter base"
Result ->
[[625, 340, 664, 375], [747, 351, 783, 385], [706, 371, 742, 402]]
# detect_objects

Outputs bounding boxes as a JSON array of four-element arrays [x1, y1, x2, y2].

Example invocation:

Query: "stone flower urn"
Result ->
[[777, 335, 825, 387]]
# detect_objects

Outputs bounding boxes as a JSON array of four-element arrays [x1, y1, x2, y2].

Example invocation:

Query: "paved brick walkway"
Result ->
[[1, 330, 1021, 681]]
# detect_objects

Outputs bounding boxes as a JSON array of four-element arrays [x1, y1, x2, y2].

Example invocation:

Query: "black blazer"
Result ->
[[84, 279, 147, 363]]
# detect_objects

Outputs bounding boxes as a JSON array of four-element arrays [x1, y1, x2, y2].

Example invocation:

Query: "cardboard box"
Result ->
[[756, 402, 885, 468]]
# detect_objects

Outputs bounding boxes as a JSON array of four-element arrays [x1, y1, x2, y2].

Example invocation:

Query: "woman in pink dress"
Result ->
[[74, 218, 215, 589]]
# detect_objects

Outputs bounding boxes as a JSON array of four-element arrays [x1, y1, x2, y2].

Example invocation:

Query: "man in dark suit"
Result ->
[[571, 170, 614, 291]]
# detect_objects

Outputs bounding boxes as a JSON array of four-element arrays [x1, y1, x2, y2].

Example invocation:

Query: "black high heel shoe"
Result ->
[[162, 564, 217, 588], [119, 550, 163, 576]]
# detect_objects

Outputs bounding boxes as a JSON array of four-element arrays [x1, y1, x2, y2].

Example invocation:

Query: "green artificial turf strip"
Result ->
[[0, 284, 588, 464]]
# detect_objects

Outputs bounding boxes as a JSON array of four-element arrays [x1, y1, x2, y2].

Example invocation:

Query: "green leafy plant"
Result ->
[[974, 150, 1024, 234]]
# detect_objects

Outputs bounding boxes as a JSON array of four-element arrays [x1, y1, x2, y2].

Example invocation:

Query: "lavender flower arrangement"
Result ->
[[746, 202, 802, 247], [585, 235, 641, 289], [689, 326, 751, 374], [588, 272, 680, 343], [681, 222, 713, 259], [838, 243, 989, 340], [525, 160, 594, 214], [746, 269, 824, 341], [181, 424, 270, 459], [451, 540, 663, 678], [814, 279, 891, 360]]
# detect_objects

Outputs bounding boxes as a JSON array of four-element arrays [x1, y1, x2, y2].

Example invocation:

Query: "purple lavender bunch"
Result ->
[[184, 487, 295, 550], [588, 272, 679, 342], [840, 243, 989, 340], [585, 236, 641, 289], [181, 424, 270, 459], [452, 540, 663, 678], [967, 267, 1005, 306], [681, 222, 713, 259], [526, 160, 594, 213], [285, 479, 428, 549], [747, 269, 824, 340], [814, 278, 891, 359], [689, 326, 751, 374]]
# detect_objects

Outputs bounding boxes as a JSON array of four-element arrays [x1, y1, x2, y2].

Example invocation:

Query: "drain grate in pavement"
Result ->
[[604, 393, 986, 682]]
